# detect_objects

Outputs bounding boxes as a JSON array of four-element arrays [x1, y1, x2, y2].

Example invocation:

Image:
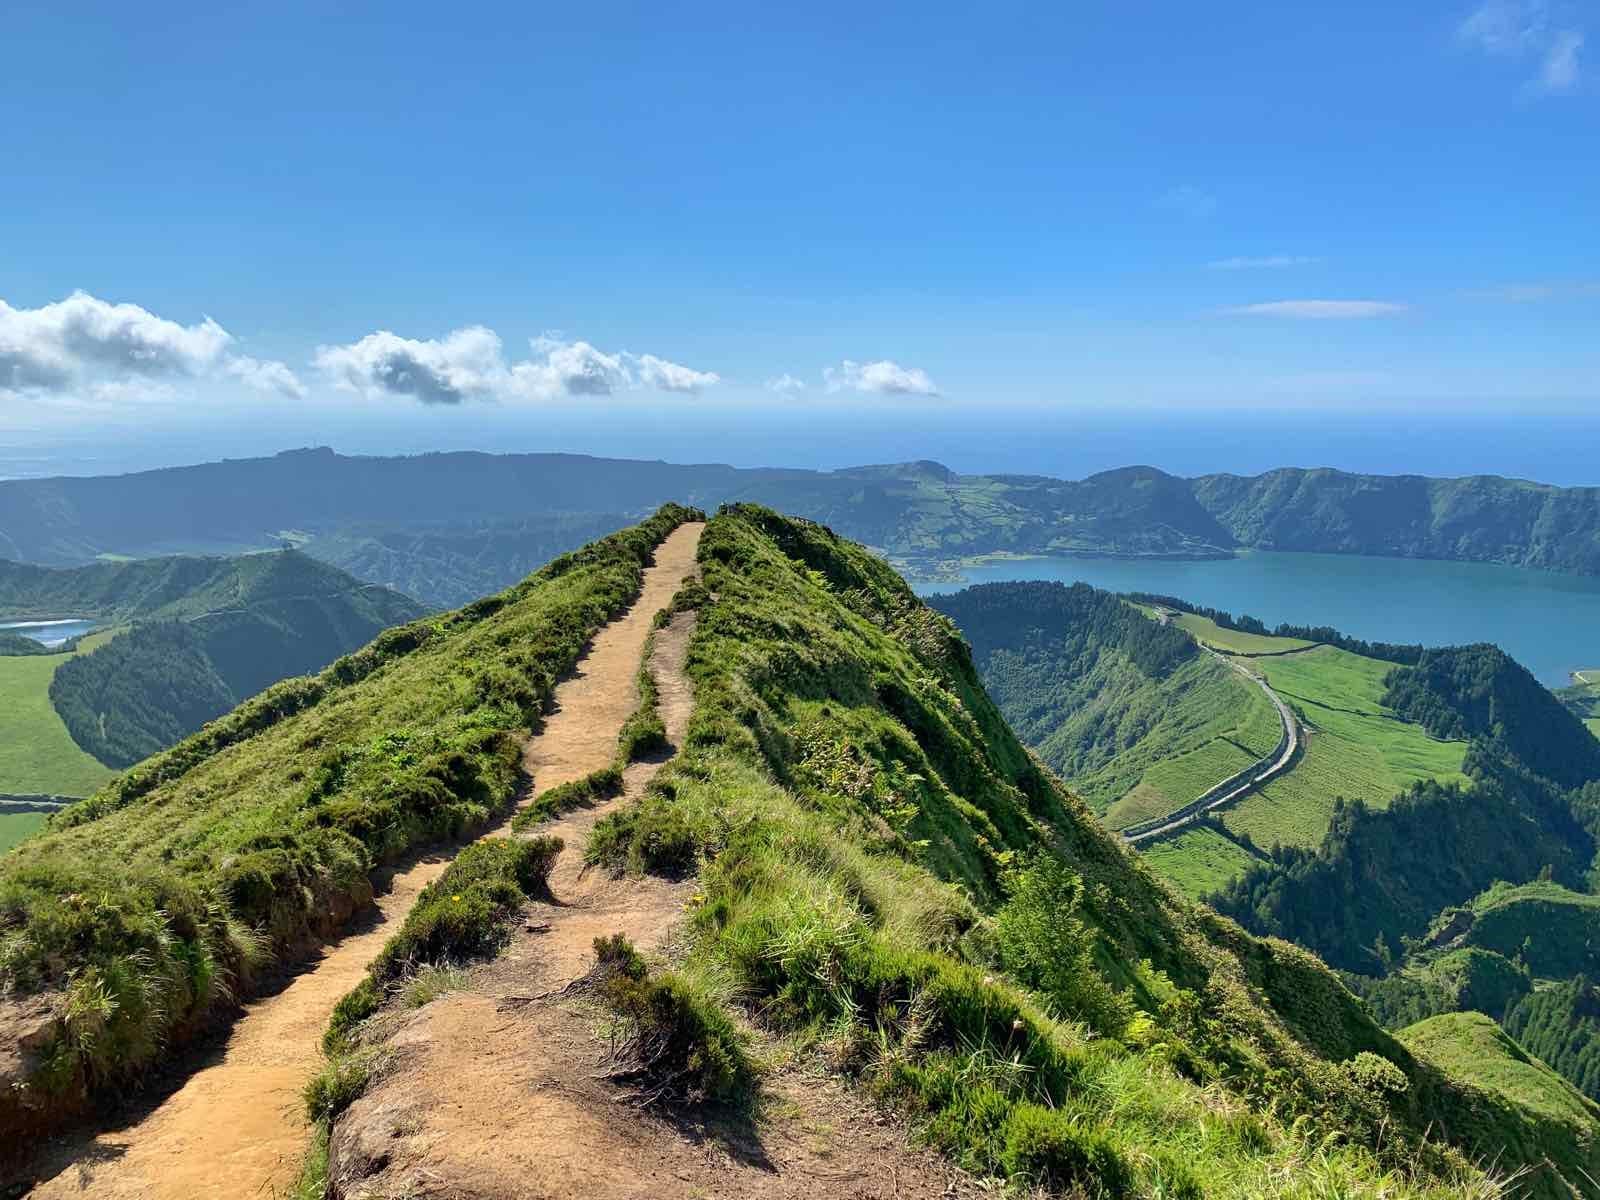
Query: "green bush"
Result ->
[[999, 1103, 1134, 1197], [593, 934, 750, 1106], [512, 765, 623, 831]]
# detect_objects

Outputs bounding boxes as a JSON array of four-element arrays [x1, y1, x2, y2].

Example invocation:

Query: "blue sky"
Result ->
[[1, 1, 1596, 473]]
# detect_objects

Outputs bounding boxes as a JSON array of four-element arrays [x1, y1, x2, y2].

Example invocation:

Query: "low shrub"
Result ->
[[592, 934, 750, 1106], [512, 766, 623, 831]]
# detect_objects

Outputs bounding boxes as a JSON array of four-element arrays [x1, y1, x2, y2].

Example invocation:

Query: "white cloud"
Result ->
[[823, 359, 940, 397], [1457, 1, 1584, 93], [1154, 185, 1217, 219], [632, 353, 720, 394], [1207, 255, 1321, 270], [315, 326, 718, 404], [1221, 300, 1409, 319], [0, 291, 302, 401], [765, 373, 806, 395], [315, 326, 507, 404]]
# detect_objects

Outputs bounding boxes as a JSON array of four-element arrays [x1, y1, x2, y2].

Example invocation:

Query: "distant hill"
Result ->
[[4, 450, 1600, 606], [0, 551, 425, 773]]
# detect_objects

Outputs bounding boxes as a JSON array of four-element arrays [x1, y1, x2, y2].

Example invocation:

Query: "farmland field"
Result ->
[[1218, 645, 1468, 850], [1170, 612, 1315, 655], [1139, 824, 1265, 899], [0, 812, 47, 855], [0, 630, 120, 797]]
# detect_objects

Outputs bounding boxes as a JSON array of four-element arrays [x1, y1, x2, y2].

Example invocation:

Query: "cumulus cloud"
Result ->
[[765, 373, 806, 395], [0, 291, 302, 400], [1458, 1, 1584, 93], [1221, 300, 1409, 319], [632, 353, 720, 394], [823, 359, 940, 397], [1207, 255, 1321, 270], [314, 326, 718, 404], [315, 326, 506, 404]]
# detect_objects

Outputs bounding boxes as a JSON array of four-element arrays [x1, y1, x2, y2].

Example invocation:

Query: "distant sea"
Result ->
[[2, 407, 1598, 486]]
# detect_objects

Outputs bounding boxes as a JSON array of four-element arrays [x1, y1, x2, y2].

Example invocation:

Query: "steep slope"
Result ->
[[5, 551, 428, 769], [0, 506, 698, 1159], [310, 505, 1594, 1199]]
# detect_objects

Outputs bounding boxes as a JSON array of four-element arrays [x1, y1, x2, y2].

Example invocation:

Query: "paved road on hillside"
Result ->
[[1123, 649, 1301, 845]]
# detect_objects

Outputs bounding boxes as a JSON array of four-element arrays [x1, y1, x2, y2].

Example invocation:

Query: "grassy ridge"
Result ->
[[0, 630, 119, 797], [577, 505, 1574, 1197], [1170, 611, 1313, 655], [0, 505, 698, 1138]]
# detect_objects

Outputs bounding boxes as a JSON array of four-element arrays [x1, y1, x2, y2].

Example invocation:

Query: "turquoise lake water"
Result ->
[[916, 552, 1600, 688]]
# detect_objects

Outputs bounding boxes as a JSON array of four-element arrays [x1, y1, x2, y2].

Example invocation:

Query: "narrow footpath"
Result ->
[[25, 522, 706, 1200]]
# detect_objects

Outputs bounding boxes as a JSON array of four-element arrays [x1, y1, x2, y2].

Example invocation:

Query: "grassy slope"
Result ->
[[580, 506, 1582, 1199], [0, 631, 119, 796], [0, 506, 697, 1136], [1170, 612, 1314, 655], [0, 813, 46, 855], [1220, 646, 1469, 850], [1452, 881, 1600, 979], [1400, 1012, 1600, 1185], [1139, 824, 1264, 899]]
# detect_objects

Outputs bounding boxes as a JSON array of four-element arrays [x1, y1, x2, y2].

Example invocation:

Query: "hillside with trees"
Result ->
[[5, 506, 1591, 1198], [5, 450, 1600, 605]]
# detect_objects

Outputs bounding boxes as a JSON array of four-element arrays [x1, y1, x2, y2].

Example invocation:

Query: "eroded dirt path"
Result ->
[[325, 576, 982, 1200], [26, 522, 705, 1200]]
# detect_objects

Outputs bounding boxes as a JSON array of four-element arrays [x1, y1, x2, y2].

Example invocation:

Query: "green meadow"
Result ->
[[1138, 823, 1264, 899], [1170, 611, 1315, 655], [0, 812, 47, 855], [0, 630, 120, 797], [1218, 645, 1469, 850]]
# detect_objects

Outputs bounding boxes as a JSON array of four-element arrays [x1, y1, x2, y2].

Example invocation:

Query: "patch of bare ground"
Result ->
[[20, 522, 705, 1200], [326, 592, 982, 1200]]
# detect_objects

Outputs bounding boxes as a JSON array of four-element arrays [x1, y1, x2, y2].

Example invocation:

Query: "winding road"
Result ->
[[1122, 648, 1301, 845]]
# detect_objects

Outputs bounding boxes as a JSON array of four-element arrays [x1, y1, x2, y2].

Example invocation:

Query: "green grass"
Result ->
[[0, 629, 120, 796], [0, 506, 698, 1136], [0, 812, 47, 854], [1400, 1011, 1600, 1194], [1448, 881, 1600, 980], [1217, 647, 1468, 850], [568, 505, 1546, 1198], [1076, 652, 1280, 827], [1170, 612, 1315, 655], [1138, 824, 1264, 899]]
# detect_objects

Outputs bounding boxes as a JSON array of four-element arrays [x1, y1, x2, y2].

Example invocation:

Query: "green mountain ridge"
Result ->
[[3, 505, 1589, 1196], [5, 450, 1600, 608]]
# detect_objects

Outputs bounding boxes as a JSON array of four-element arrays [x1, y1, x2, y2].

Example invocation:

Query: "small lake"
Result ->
[[916, 551, 1600, 688], [0, 619, 97, 649]]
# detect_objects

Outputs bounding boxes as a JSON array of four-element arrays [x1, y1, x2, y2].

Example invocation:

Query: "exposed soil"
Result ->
[[326, 594, 980, 1200], [22, 522, 706, 1200]]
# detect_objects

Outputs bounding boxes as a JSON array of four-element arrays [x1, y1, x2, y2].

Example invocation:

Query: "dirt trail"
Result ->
[[324, 581, 980, 1200], [26, 521, 705, 1200]]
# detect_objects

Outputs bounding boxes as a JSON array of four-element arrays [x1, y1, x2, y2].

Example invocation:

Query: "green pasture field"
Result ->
[[0, 630, 120, 797]]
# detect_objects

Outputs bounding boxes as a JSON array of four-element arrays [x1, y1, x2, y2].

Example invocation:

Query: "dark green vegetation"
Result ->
[[44, 553, 424, 767], [928, 581, 1466, 890], [7, 449, 1600, 606], [568, 505, 1578, 1197], [0, 506, 697, 1140], [0, 550, 425, 773], [926, 583, 1279, 834], [0, 632, 60, 656], [1505, 980, 1600, 1101], [1385, 645, 1600, 788]]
